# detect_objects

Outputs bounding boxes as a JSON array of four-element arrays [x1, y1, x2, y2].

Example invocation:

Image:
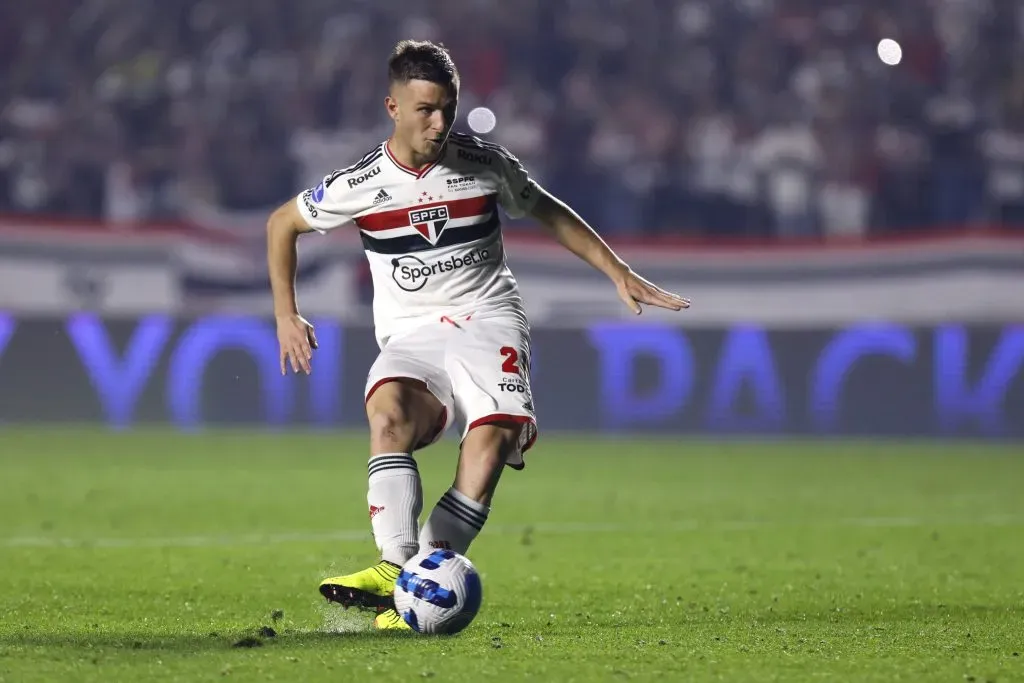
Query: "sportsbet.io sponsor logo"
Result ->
[[348, 165, 381, 189], [391, 249, 492, 292]]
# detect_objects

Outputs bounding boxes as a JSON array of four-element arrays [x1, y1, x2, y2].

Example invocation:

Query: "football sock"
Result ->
[[367, 453, 422, 566], [419, 486, 490, 555]]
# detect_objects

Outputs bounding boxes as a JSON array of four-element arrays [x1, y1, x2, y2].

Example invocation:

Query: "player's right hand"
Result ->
[[277, 314, 318, 375]]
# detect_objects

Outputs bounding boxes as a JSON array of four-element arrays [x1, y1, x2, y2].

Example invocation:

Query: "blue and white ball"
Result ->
[[394, 549, 482, 634]]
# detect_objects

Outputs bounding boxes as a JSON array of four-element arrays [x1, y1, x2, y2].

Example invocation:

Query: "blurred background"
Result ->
[[2, 0, 1024, 237], [0, 0, 1022, 438]]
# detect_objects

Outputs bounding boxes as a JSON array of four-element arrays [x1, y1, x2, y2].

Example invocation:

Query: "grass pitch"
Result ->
[[0, 428, 1022, 682]]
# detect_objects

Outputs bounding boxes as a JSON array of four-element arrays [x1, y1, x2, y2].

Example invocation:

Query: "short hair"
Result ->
[[388, 40, 460, 93]]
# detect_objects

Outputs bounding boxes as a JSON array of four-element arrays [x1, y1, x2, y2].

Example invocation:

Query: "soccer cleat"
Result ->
[[319, 560, 401, 612], [373, 607, 413, 631]]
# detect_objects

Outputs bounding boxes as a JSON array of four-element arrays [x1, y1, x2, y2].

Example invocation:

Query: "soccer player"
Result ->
[[266, 40, 689, 630]]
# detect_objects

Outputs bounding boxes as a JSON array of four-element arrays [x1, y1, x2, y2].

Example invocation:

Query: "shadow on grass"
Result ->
[[0, 628, 425, 653]]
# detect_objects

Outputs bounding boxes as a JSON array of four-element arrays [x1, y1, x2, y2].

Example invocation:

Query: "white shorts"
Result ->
[[364, 313, 538, 469]]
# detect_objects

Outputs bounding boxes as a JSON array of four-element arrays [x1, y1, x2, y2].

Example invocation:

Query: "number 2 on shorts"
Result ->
[[499, 346, 520, 375]]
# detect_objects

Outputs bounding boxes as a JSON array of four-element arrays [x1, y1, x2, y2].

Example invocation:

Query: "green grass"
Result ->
[[0, 428, 1022, 682]]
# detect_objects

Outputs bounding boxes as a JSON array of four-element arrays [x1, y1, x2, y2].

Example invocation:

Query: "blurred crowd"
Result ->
[[1, 0, 1024, 239]]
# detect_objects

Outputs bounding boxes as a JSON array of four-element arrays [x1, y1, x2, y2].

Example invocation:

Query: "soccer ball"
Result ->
[[394, 548, 482, 634]]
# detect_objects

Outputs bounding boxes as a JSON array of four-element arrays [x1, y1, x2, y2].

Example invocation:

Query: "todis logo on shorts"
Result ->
[[391, 249, 492, 292]]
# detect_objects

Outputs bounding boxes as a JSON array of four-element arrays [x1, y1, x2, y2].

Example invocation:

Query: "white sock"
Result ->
[[419, 487, 490, 555], [367, 453, 422, 566]]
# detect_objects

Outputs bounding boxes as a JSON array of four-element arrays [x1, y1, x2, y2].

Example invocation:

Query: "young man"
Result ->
[[266, 40, 689, 630]]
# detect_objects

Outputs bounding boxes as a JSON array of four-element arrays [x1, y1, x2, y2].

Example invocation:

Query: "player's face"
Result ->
[[387, 79, 458, 161]]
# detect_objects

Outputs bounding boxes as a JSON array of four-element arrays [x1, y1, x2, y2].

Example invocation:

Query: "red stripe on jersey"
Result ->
[[355, 193, 497, 232]]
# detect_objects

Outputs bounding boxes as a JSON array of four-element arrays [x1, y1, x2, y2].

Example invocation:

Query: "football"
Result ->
[[393, 549, 483, 634]]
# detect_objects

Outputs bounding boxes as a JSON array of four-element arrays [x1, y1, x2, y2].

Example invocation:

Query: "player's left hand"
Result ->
[[614, 268, 690, 315]]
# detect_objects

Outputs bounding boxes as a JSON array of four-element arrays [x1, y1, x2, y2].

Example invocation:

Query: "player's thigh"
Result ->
[[446, 318, 538, 468], [365, 334, 454, 450], [364, 379, 444, 448]]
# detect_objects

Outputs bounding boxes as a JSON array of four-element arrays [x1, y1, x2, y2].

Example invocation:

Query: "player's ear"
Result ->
[[385, 94, 399, 122]]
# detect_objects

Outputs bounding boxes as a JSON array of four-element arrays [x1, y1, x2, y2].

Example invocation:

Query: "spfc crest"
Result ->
[[408, 205, 450, 244]]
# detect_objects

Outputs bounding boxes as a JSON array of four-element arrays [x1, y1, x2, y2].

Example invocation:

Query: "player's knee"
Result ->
[[366, 380, 443, 451], [367, 402, 418, 448]]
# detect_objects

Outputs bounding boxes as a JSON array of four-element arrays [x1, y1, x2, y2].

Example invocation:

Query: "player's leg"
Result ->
[[418, 316, 538, 555], [418, 419, 528, 554], [365, 378, 446, 564], [386, 421, 524, 630], [320, 378, 447, 611], [320, 336, 453, 614]]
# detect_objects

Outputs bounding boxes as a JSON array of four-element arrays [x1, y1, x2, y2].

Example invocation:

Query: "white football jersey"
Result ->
[[295, 133, 540, 347]]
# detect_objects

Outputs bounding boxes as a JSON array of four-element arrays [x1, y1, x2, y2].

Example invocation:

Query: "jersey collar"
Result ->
[[384, 139, 446, 179]]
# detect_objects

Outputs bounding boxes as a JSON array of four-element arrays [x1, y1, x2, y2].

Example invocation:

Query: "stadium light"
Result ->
[[877, 38, 902, 66], [467, 107, 496, 134]]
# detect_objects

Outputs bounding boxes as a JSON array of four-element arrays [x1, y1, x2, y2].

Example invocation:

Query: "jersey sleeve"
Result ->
[[294, 172, 356, 234], [494, 148, 541, 219]]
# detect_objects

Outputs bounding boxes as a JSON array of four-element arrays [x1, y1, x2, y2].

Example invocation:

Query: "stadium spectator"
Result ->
[[0, 0, 1021, 236]]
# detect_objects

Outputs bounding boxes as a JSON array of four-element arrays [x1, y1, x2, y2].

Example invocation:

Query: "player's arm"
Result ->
[[528, 187, 691, 314], [267, 199, 314, 320], [267, 199, 318, 375], [491, 141, 689, 314], [267, 174, 352, 375]]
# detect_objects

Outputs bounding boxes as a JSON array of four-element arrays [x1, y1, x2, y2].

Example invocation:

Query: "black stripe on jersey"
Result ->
[[341, 144, 384, 173], [324, 147, 384, 188], [359, 213, 500, 255], [346, 149, 384, 174], [326, 150, 383, 187]]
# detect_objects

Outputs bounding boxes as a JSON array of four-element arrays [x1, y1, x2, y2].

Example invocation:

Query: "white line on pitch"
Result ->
[[0, 515, 1021, 550]]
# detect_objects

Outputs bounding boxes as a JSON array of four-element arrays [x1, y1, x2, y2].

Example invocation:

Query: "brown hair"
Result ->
[[388, 40, 460, 94]]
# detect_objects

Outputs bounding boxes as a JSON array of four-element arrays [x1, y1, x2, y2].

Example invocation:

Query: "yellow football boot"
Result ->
[[372, 607, 413, 631], [319, 560, 400, 612]]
